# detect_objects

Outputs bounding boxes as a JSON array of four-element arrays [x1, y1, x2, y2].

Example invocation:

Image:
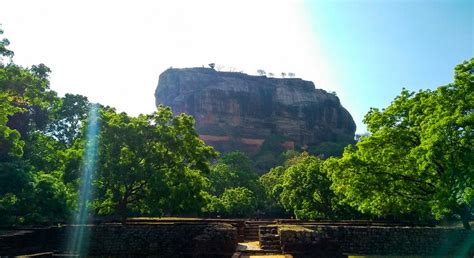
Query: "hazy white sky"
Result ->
[[2, 0, 472, 133], [1, 0, 340, 125]]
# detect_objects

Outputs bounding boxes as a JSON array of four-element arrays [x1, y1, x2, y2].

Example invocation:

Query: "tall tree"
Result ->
[[0, 29, 72, 224], [94, 106, 216, 222], [326, 59, 474, 229]]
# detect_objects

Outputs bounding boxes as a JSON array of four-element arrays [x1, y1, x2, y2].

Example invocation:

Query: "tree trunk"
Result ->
[[462, 216, 471, 230], [461, 207, 471, 230], [118, 202, 128, 224]]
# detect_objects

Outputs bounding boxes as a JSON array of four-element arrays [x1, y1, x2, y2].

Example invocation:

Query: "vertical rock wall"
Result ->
[[155, 68, 356, 154]]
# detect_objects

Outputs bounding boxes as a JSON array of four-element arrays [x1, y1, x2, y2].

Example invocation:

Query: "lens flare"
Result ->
[[65, 104, 100, 256]]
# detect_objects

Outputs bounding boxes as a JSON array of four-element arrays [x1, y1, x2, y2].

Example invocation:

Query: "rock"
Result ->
[[155, 67, 356, 154]]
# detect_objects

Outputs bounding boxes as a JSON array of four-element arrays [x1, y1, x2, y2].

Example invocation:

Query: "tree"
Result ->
[[1, 63, 57, 139], [216, 64, 225, 71], [209, 151, 260, 194], [220, 187, 256, 217], [325, 59, 474, 229], [309, 141, 352, 159], [94, 106, 216, 222], [205, 187, 256, 217], [0, 92, 23, 160], [257, 69, 266, 76], [288, 72, 295, 78], [47, 94, 90, 147], [259, 166, 286, 216], [27, 172, 71, 223], [0, 26, 14, 63], [281, 72, 286, 78], [279, 153, 341, 219], [268, 72, 274, 78], [0, 31, 72, 225], [204, 151, 264, 217]]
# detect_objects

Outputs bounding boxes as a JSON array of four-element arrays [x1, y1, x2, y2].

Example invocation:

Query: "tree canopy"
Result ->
[[325, 59, 474, 229], [94, 106, 217, 221]]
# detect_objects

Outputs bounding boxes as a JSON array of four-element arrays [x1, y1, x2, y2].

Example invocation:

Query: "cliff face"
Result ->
[[155, 67, 356, 153]]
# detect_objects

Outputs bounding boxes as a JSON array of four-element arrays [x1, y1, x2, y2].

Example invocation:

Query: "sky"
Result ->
[[1, 0, 473, 133]]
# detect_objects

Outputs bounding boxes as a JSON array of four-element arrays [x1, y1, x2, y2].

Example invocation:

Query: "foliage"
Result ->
[[206, 151, 261, 194], [0, 160, 33, 225], [220, 187, 256, 217], [207, 187, 256, 217], [1, 27, 471, 226], [0, 26, 14, 61], [0, 92, 23, 160], [1, 62, 57, 139], [325, 59, 474, 229], [309, 141, 353, 159], [27, 172, 71, 223], [259, 166, 286, 216], [93, 106, 216, 221], [47, 94, 90, 146], [204, 151, 266, 217], [0, 32, 73, 224], [279, 153, 339, 219], [253, 135, 288, 172]]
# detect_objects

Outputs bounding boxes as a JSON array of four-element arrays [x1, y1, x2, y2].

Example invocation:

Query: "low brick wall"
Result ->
[[0, 223, 238, 257], [0, 226, 61, 256], [279, 225, 474, 257]]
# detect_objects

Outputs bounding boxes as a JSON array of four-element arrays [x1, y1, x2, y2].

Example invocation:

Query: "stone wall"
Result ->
[[0, 226, 61, 256], [279, 225, 474, 257], [0, 223, 238, 257]]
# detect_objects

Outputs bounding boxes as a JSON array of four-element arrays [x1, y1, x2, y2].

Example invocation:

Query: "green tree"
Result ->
[[0, 26, 14, 61], [204, 151, 265, 217], [0, 92, 23, 160], [219, 187, 256, 217], [94, 106, 216, 222], [1, 63, 57, 139], [259, 166, 286, 216], [206, 151, 260, 195], [326, 59, 474, 229], [0, 30, 71, 225], [279, 153, 340, 219], [253, 135, 288, 172], [26, 172, 71, 223], [47, 94, 90, 147], [309, 141, 353, 159], [0, 161, 33, 225]]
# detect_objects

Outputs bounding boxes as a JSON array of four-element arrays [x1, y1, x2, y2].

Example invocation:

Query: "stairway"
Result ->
[[243, 221, 267, 241], [259, 225, 281, 253]]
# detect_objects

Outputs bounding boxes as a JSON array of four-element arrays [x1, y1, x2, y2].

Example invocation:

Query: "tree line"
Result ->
[[1, 28, 472, 229]]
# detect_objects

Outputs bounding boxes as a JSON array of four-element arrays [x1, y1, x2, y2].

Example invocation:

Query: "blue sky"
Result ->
[[305, 0, 473, 132], [1, 0, 472, 133]]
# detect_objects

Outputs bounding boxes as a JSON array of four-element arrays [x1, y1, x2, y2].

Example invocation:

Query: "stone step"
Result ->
[[261, 241, 280, 245], [259, 248, 281, 253], [261, 244, 280, 248], [261, 233, 279, 239]]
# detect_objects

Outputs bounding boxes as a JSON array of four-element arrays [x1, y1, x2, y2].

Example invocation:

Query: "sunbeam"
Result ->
[[65, 104, 100, 256]]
